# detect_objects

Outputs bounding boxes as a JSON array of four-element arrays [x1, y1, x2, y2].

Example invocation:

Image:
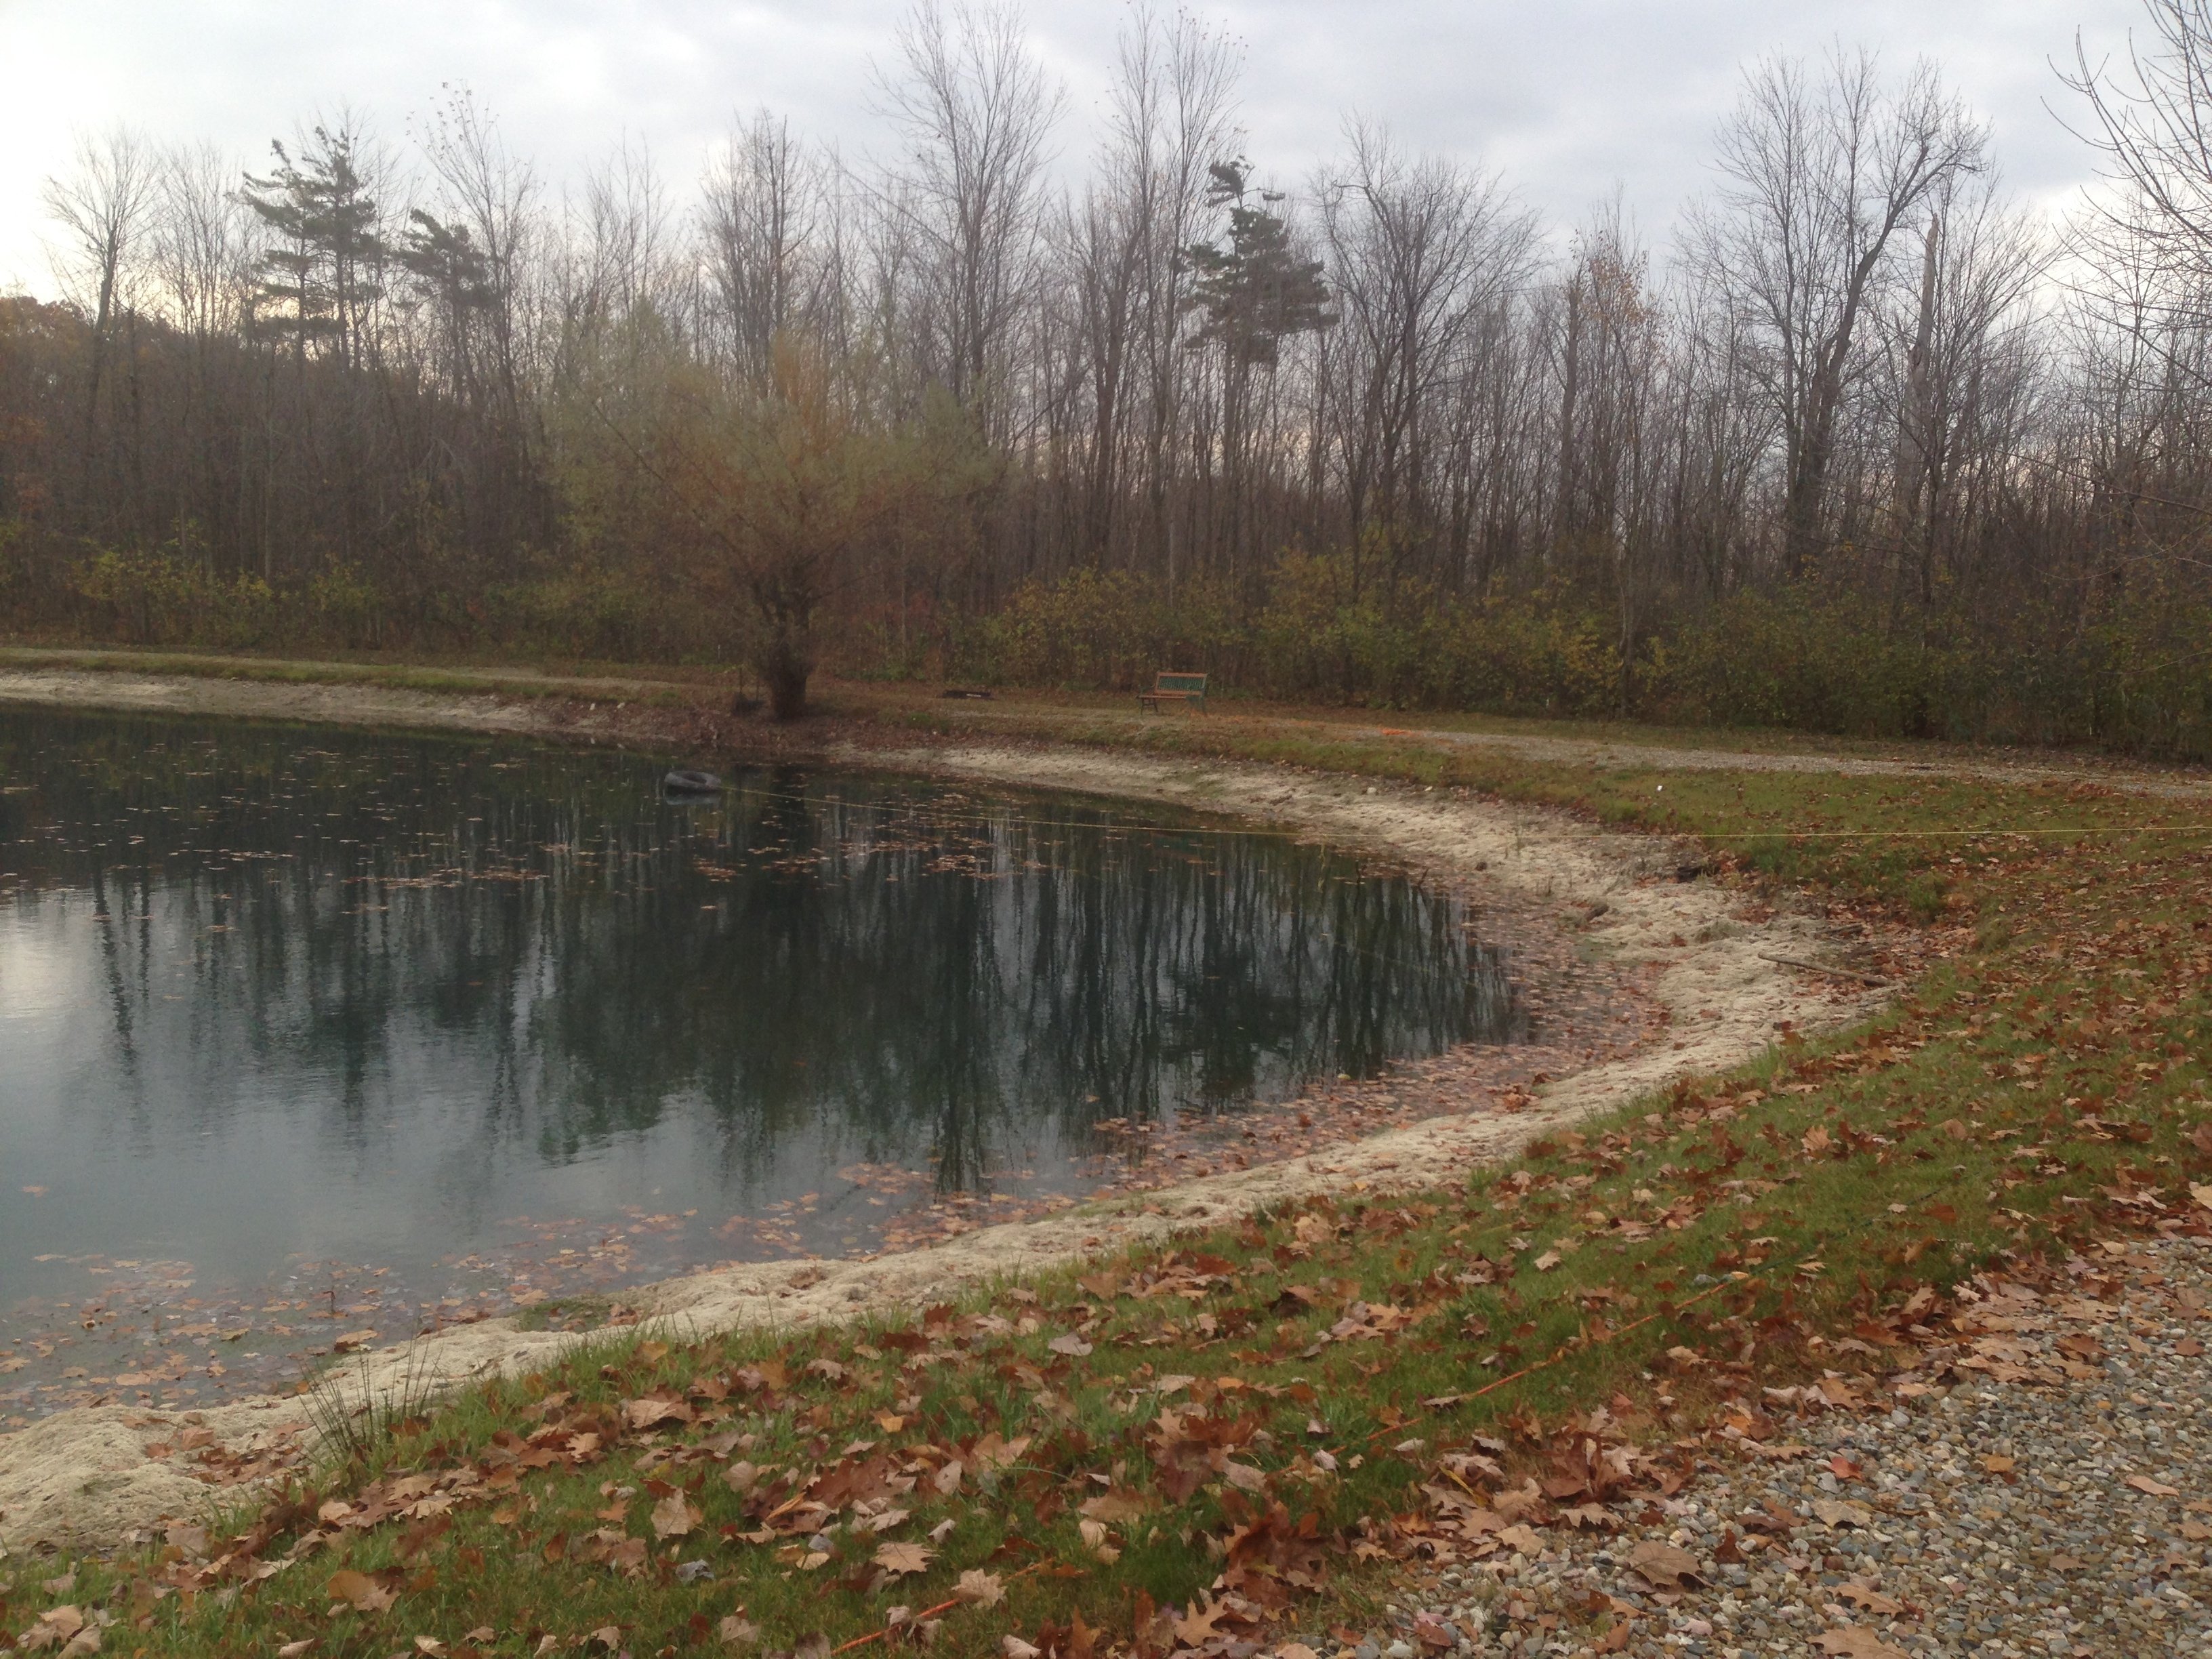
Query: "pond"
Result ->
[[0, 705, 1536, 1416]]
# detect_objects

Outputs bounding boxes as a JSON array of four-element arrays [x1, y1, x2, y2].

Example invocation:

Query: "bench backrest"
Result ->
[[1153, 672, 1208, 694]]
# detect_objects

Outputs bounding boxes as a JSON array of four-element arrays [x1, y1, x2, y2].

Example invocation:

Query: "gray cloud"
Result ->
[[0, 0, 2150, 297]]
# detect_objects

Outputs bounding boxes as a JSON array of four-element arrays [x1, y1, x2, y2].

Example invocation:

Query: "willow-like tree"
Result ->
[[653, 344, 937, 719]]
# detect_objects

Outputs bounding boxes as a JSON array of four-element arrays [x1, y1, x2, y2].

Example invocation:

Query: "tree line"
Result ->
[[8, 0, 2212, 747]]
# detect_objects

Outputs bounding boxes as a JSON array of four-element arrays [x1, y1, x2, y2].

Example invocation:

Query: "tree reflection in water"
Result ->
[[0, 708, 1521, 1289]]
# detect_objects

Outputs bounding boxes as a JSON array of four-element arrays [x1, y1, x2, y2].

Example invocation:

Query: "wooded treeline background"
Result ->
[[12, 0, 2212, 742]]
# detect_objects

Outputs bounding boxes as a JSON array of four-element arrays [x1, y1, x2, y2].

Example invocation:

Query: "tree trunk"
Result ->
[[757, 629, 813, 720]]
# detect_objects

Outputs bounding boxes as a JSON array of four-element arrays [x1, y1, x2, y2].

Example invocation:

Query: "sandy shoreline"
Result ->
[[0, 669, 1886, 1553]]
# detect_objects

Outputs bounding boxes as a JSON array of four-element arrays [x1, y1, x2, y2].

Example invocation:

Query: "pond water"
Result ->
[[0, 706, 1531, 1412]]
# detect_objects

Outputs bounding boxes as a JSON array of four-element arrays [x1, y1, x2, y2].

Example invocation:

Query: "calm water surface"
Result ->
[[0, 708, 1523, 1366]]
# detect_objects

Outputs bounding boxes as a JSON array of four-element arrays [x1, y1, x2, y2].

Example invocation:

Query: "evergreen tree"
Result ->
[[1180, 161, 1333, 368], [241, 125, 386, 370]]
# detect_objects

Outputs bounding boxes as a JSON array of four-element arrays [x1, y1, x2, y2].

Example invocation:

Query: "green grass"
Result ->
[[4, 672, 2211, 1658], [6, 638, 2133, 770]]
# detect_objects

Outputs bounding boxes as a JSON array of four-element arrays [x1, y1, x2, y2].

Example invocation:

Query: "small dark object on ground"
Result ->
[[1139, 670, 1209, 712], [729, 692, 763, 715], [939, 687, 995, 700], [1675, 861, 1706, 882], [663, 767, 722, 796]]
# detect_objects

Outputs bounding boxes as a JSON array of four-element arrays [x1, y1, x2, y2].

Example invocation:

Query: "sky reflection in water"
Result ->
[[0, 707, 1521, 1315]]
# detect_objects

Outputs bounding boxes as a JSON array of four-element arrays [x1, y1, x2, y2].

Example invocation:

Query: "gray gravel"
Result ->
[[1327, 1235, 2212, 1659]]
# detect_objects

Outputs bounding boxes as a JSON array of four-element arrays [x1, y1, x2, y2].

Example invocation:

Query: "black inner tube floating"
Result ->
[[662, 768, 722, 796]]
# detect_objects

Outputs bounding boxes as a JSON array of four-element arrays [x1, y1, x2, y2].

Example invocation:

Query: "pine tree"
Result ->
[[1180, 161, 1333, 368], [241, 125, 386, 371]]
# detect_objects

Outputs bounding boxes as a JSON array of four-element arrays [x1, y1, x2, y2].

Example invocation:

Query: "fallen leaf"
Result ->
[[1047, 1332, 1093, 1357], [1628, 1540, 1701, 1586], [332, 1330, 379, 1353], [1532, 1251, 1561, 1272], [326, 1569, 396, 1613], [1003, 1640, 1041, 1659], [1813, 1629, 1910, 1659], [970, 1432, 1031, 1470], [277, 1643, 315, 1658], [1839, 1580, 1903, 1614], [1222, 1460, 1268, 1492], [651, 1492, 701, 1539], [874, 1541, 933, 1576], [1079, 1489, 1146, 1523], [625, 1396, 693, 1431], [716, 1614, 760, 1645], [955, 1569, 1006, 1606], [1811, 1500, 1874, 1529]]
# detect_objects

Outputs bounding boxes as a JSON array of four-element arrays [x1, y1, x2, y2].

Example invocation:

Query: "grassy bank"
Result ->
[[0, 639, 2120, 764], [3, 672, 2211, 1659]]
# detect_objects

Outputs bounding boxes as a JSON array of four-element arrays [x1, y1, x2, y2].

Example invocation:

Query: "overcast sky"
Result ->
[[0, 0, 2154, 301]]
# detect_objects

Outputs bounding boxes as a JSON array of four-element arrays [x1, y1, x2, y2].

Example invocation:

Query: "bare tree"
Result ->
[[152, 142, 252, 344], [42, 129, 155, 464], [1876, 171, 2047, 615], [1692, 49, 1985, 565], [1317, 120, 1539, 589], [874, 1, 1063, 433], [1099, 5, 1240, 581], [2064, 2, 2212, 310], [415, 86, 540, 423]]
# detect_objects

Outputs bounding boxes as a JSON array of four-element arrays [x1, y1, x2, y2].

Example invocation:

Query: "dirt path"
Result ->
[[7, 657, 2206, 798], [0, 669, 1893, 1553], [941, 699, 2212, 800]]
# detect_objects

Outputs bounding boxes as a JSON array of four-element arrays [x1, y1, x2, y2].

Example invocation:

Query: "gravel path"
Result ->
[[1339, 1235, 2212, 1659]]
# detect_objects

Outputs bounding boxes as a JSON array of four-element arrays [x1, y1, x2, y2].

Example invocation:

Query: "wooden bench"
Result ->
[[1138, 671, 1208, 713]]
